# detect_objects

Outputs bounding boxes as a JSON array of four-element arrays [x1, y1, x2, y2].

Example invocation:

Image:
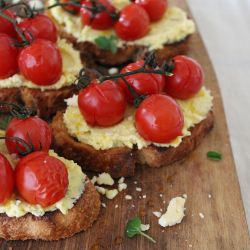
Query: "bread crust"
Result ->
[[51, 111, 214, 178], [0, 86, 76, 120], [0, 179, 100, 241], [59, 30, 190, 67]]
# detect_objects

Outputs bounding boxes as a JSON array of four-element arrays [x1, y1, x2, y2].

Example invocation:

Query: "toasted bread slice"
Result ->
[[59, 30, 190, 67], [0, 86, 76, 120], [51, 111, 214, 178], [0, 179, 100, 241]]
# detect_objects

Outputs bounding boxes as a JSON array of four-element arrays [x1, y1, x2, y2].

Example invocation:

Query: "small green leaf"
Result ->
[[207, 151, 222, 161], [95, 35, 118, 54], [125, 217, 156, 243], [0, 116, 12, 130]]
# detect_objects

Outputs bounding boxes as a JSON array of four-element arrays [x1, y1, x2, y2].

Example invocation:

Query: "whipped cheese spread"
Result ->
[[63, 87, 213, 150], [0, 39, 82, 91], [0, 133, 86, 217], [49, 0, 195, 50]]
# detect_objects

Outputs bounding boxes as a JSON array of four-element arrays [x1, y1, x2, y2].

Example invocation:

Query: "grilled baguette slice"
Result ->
[[51, 111, 214, 178], [0, 178, 100, 241], [0, 86, 76, 120]]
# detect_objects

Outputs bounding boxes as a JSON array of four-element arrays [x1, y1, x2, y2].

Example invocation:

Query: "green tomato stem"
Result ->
[[139, 232, 156, 244]]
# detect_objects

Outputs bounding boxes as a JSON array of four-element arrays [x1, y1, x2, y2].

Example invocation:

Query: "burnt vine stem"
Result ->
[[0, 102, 33, 119]]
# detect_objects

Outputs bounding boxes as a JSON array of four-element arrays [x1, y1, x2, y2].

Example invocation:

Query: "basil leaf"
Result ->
[[0, 116, 12, 130], [207, 151, 222, 161], [95, 35, 118, 54]]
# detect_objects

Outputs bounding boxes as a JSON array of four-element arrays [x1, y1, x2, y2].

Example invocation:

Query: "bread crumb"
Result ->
[[106, 189, 118, 199]]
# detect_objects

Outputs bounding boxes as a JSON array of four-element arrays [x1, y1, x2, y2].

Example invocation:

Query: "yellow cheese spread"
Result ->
[[0, 39, 82, 91], [49, 0, 195, 50], [63, 87, 213, 150], [0, 133, 86, 217]]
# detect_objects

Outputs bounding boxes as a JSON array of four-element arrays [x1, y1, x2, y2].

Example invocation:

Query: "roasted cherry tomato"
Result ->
[[81, 0, 116, 30], [135, 0, 167, 22], [117, 60, 166, 103], [114, 3, 150, 41], [78, 80, 126, 127], [135, 94, 184, 143], [6, 116, 52, 155], [18, 39, 62, 86], [0, 10, 17, 38], [165, 55, 204, 100], [0, 153, 14, 204], [0, 34, 19, 79], [19, 14, 58, 43], [63, 0, 81, 13], [15, 151, 68, 207]]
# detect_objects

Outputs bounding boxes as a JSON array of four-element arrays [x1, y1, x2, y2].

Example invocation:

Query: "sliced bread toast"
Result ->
[[51, 111, 214, 178], [0, 178, 100, 241]]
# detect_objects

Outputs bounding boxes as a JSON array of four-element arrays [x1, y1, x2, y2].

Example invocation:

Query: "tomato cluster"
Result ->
[[0, 8, 62, 86], [65, 0, 168, 41], [0, 116, 68, 207], [78, 55, 204, 143]]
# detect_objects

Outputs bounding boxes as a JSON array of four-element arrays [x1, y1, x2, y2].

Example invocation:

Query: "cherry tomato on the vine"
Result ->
[[63, 0, 81, 13], [15, 151, 68, 207], [81, 0, 116, 30], [135, 94, 184, 143], [18, 39, 62, 86], [5, 116, 52, 155], [0, 34, 19, 79], [114, 4, 150, 41], [78, 80, 126, 127], [19, 14, 58, 43], [165, 55, 204, 100], [0, 10, 17, 38], [0, 153, 14, 204], [135, 0, 167, 22], [117, 60, 166, 103]]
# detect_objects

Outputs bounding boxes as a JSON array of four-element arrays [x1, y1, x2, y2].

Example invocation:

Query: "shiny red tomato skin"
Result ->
[[15, 151, 68, 207], [165, 56, 204, 100], [18, 39, 62, 86], [63, 0, 81, 13], [0, 34, 19, 79], [78, 80, 126, 127], [0, 153, 15, 204], [5, 117, 52, 155], [0, 10, 17, 38], [135, 94, 184, 143], [114, 4, 150, 41], [80, 0, 116, 30], [117, 60, 166, 103], [135, 0, 167, 22], [19, 14, 58, 43]]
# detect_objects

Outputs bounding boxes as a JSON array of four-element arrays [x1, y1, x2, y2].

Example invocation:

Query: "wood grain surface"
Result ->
[[0, 0, 249, 249]]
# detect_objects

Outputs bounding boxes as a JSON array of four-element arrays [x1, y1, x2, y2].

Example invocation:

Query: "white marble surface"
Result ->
[[189, 0, 250, 228]]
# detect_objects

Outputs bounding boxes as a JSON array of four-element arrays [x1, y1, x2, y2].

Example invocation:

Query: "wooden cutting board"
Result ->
[[1, 1, 249, 249]]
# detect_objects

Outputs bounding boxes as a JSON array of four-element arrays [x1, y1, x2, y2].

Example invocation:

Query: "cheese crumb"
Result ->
[[136, 187, 142, 192], [91, 176, 97, 184], [125, 195, 132, 200], [199, 213, 205, 219], [108, 67, 118, 75], [158, 196, 187, 227], [134, 181, 138, 184], [115, 204, 119, 209], [142, 195, 146, 199], [153, 211, 162, 218], [101, 203, 106, 208], [208, 194, 212, 199], [96, 173, 114, 186], [160, 194, 163, 198], [95, 186, 106, 195], [106, 189, 118, 199], [118, 183, 127, 192], [118, 177, 125, 184], [140, 224, 150, 231], [189, 244, 193, 248], [65, 94, 78, 107], [183, 194, 187, 199]]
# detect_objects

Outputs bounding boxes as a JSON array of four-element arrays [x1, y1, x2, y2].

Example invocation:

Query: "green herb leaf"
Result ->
[[125, 217, 156, 243], [0, 116, 12, 130], [207, 151, 222, 161], [95, 35, 118, 54]]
